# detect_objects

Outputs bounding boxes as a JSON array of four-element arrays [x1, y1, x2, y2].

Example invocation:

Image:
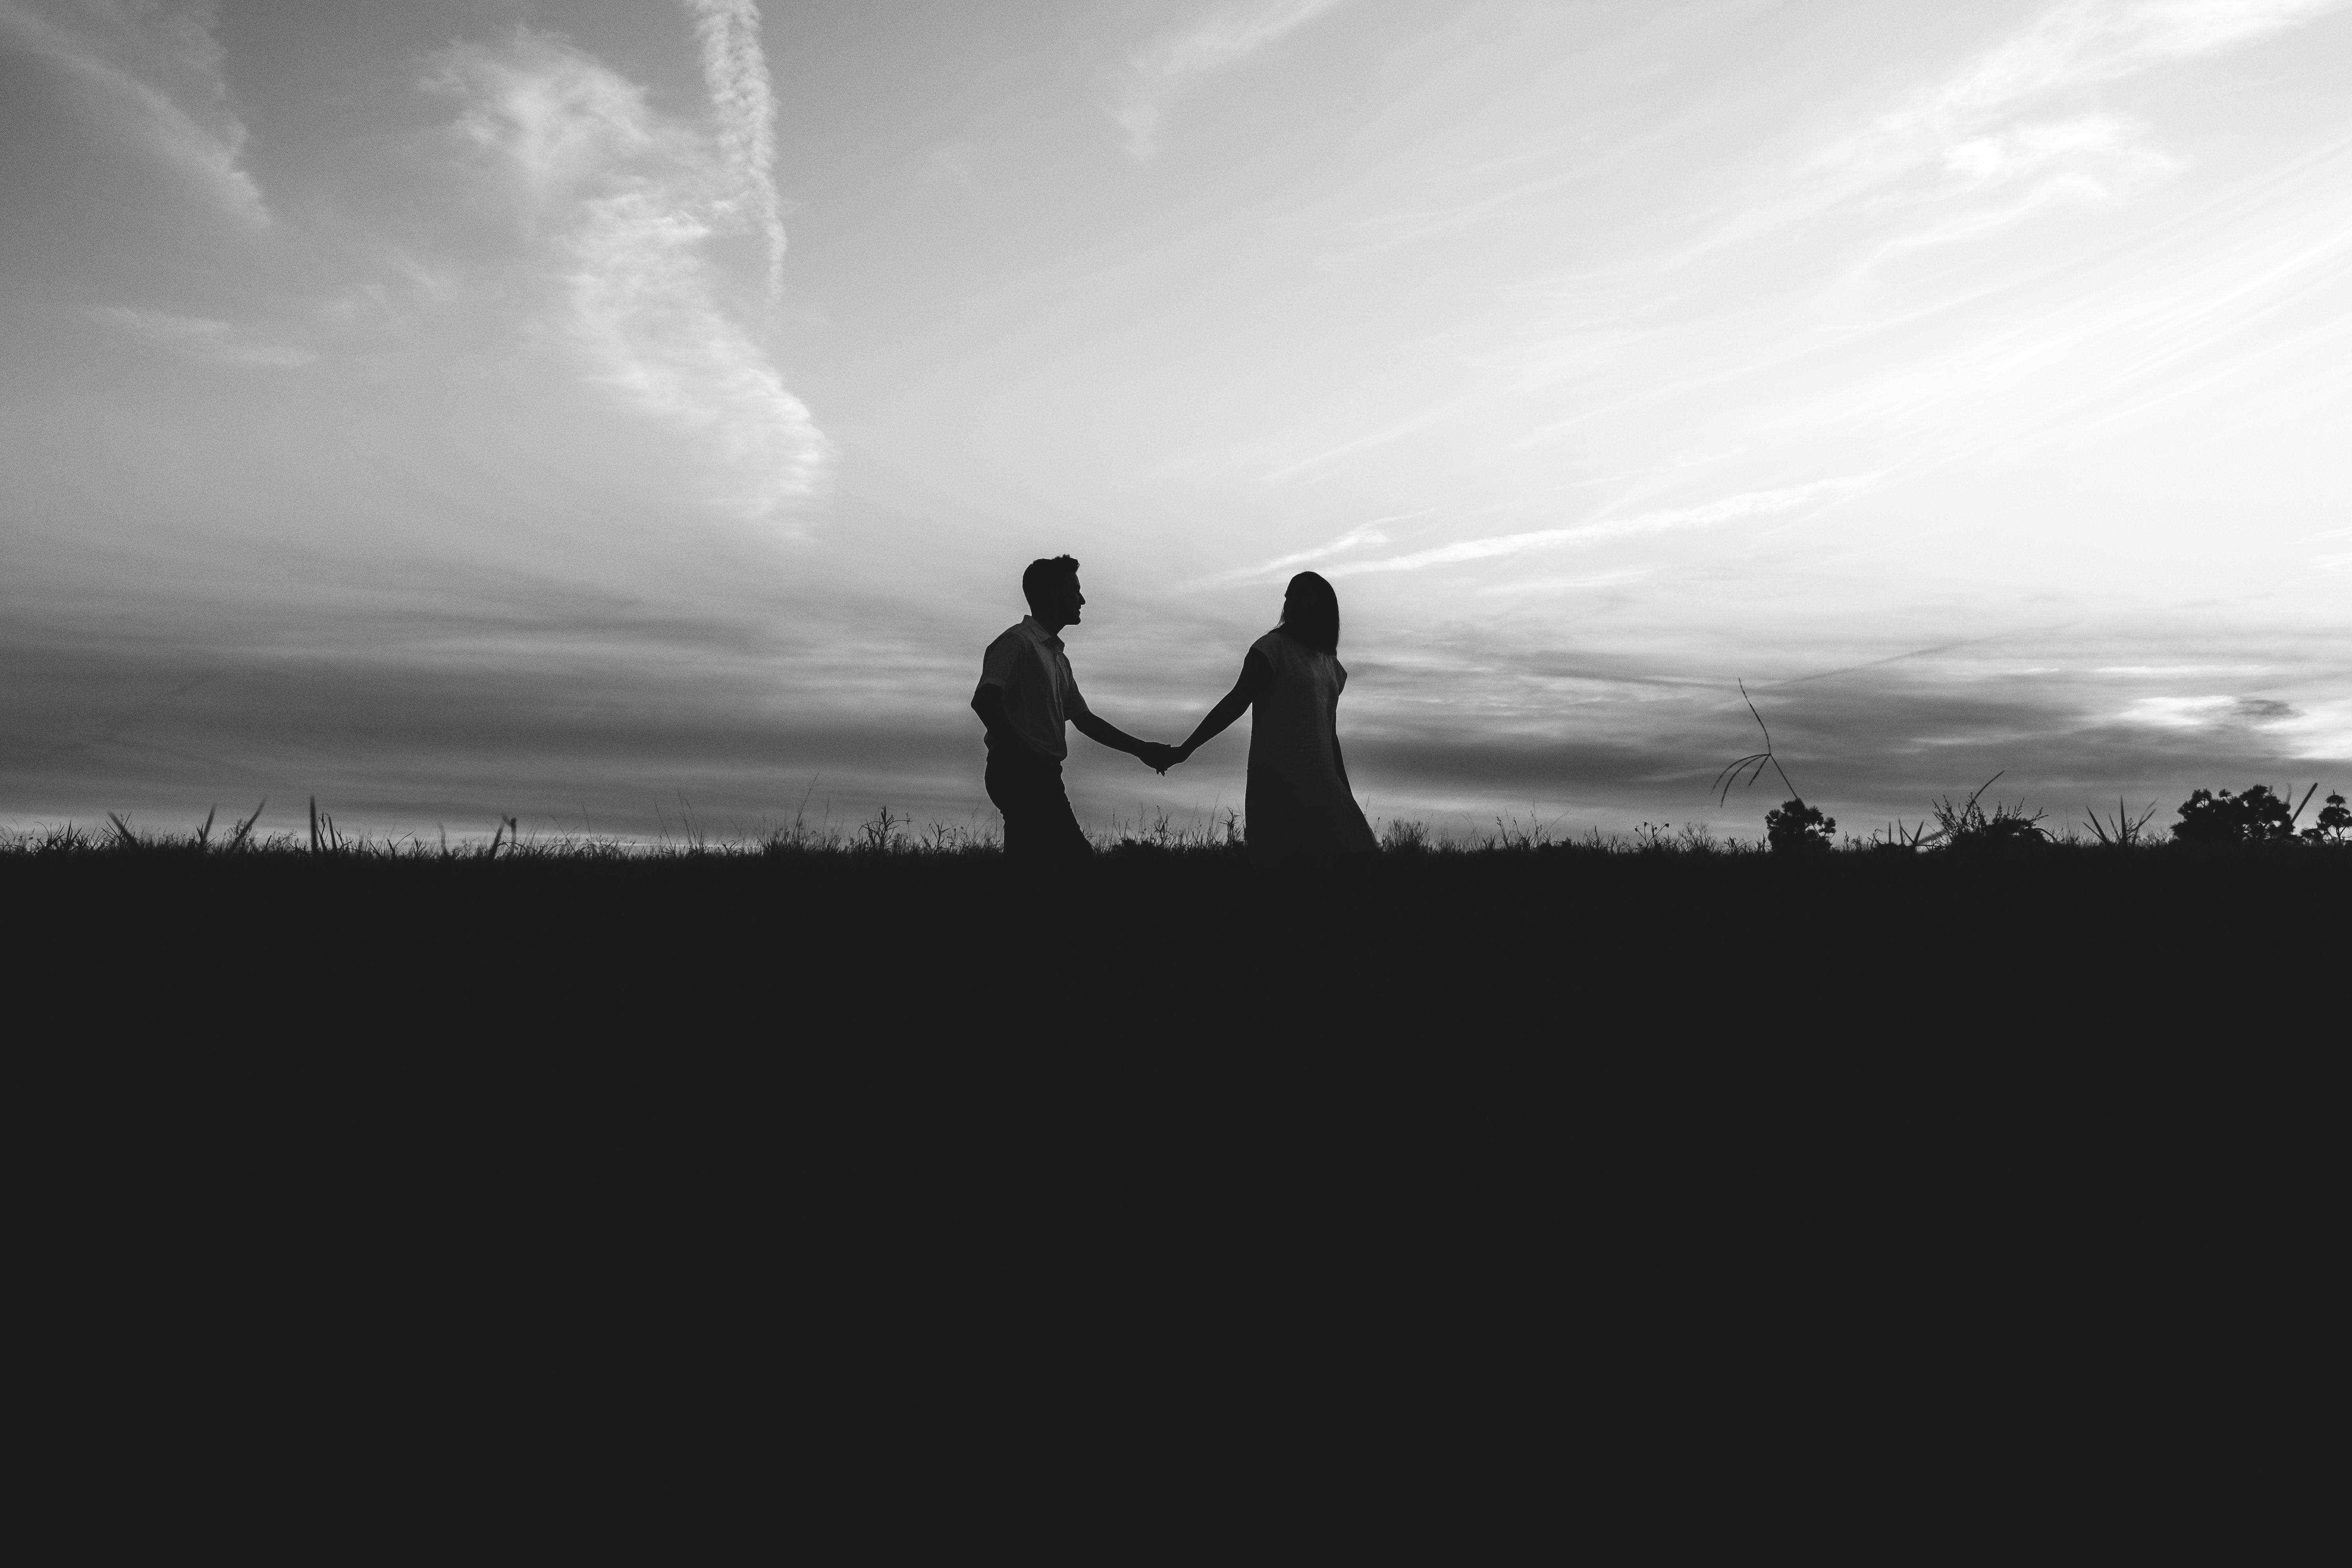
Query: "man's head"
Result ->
[[1022, 555, 1084, 630]]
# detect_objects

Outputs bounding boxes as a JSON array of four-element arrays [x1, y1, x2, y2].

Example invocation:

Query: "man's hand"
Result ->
[[1138, 741, 1180, 775]]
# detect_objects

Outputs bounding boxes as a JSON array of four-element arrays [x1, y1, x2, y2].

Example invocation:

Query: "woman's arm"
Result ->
[[1176, 649, 1270, 760], [1330, 689, 1354, 793]]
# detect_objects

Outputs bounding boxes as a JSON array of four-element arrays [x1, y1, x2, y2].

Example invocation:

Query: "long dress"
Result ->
[[1245, 630, 1378, 855]]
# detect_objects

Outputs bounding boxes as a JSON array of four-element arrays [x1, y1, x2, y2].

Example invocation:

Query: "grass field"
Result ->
[[9, 799, 2341, 1047], [13, 798, 2336, 1378]]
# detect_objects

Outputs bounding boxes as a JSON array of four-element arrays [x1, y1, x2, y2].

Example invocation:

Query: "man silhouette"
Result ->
[[973, 556, 1176, 860]]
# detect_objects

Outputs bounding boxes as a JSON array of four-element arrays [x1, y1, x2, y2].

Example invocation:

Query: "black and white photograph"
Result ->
[[9, 9, 2346, 1528], [5, 1, 2345, 1036]]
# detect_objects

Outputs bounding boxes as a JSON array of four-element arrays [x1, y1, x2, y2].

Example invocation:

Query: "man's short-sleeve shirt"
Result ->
[[976, 616, 1091, 761]]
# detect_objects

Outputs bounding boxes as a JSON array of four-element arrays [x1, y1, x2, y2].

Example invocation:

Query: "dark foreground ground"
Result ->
[[9, 842, 2340, 1040], [9, 843, 2337, 1530]]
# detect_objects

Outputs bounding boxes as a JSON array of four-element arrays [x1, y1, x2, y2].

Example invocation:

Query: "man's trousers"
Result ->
[[984, 742, 1094, 862]]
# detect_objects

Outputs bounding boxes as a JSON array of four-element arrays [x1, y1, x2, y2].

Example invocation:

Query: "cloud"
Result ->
[[563, 191, 831, 516], [1109, 0, 1350, 160], [1806, 5, 2345, 261], [1926, 114, 2178, 245], [1326, 478, 1875, 577], [1209, 512, 1436, 583], [918, 140, 979, 191], [1862, 114, 2183, 253], [431, 30, 830, 524], [2119, 693, 2303, 729], [1888, 0, 2344, 137], [1941, 114, 2173, 188], [682, 0, 788, 303], [90, 307, 313, 367], [0, 0, 265, 223], [1478, 569, 1651, 597]]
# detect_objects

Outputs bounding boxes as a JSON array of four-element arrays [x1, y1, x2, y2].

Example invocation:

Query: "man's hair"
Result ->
[[1022, 555, 1080, 614], [1274, 570, 1340, 655]]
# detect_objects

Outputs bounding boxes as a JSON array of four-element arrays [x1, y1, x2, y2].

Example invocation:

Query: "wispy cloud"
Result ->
[[432, 29, 830, 524], [1807, 3, 2350, 265], [1898, 0, 2338, 133], [90, 307, 313, 367], [1325, 479, 1875, 576], [1478, 569, 1651, 597], [0, 0, 265, 223], [681, 0, 788, 303], [919, 140, 980, 191], [1209, 512, 1434, 583], [1109, 0, 1350, 160], [1830, 0, 2347, 170]]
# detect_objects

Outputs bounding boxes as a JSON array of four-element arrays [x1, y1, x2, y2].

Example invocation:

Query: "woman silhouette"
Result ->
[[1175, 572, 1378, 854]]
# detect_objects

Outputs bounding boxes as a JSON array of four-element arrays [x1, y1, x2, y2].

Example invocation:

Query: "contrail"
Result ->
[[682, 0, 786, 301]]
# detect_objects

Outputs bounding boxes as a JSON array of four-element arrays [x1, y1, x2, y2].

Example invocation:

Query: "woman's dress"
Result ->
[[1245, 631, 1378, 855]]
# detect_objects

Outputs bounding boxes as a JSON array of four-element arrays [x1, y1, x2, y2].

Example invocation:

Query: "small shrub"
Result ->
[[1764, 798, 1835, 854], [855, 806, 909, 853], [1381, 818, 1432, 854], [1489, 813, 1559, 852], [1674, 822, 1718, 854], [1866, 819, 1935, 854], [1929, 772, 2049, 851], [2303, 791, 2350, 846], [2172, 786, 2300, 847]]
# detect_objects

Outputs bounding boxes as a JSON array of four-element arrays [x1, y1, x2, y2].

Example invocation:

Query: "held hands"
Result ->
[[1138, 741, 1183, 775]]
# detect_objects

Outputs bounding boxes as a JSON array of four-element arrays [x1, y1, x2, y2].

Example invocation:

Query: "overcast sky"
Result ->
[[4, 0, 2347, 842]]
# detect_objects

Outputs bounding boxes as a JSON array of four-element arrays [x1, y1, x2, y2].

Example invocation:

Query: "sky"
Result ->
[[3, 0, 2347, 844]]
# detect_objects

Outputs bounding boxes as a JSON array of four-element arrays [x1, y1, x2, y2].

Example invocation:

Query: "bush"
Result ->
[[2303, 792, 2349, 846], [2172, 786, 2299, 847], [1929, 775, 2049, 851], [1764, 798, 1835, 854]]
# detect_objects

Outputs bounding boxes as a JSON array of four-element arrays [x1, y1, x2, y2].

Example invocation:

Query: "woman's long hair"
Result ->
[[1274, 571, 1340, 655]]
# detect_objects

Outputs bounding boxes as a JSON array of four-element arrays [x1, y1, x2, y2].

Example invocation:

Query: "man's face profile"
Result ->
[[1038, 576, 1083, 628]]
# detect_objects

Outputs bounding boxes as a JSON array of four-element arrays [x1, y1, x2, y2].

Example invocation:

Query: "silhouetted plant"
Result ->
[[227, 799, 265, 852], [1764, 799, 1836, 853], [1490, 813, 1561, 851], [2082, 797, 2160, 849], [1713, 681, 1799, 805], [1380, 818, 1432, 854], [305, 797, 351, 854], [856, 806, 908, 852], [1867, 818, 1935, 853], [2303, 791, 2349, 846], [1714, 682, 1837, 853], [1674, 822, 1718, 853], [1928, 772, 2049, 851], [2171, 785, 2308, 846]]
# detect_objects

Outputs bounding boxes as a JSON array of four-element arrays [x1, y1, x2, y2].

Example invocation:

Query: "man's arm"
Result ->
[[973, 630, 1035, 755], [1071, 708, 1177, 772], [972, 682, 1013, 744]]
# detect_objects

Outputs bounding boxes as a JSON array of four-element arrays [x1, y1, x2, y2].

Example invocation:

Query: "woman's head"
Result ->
[[1277, 571, 1340, 655]]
